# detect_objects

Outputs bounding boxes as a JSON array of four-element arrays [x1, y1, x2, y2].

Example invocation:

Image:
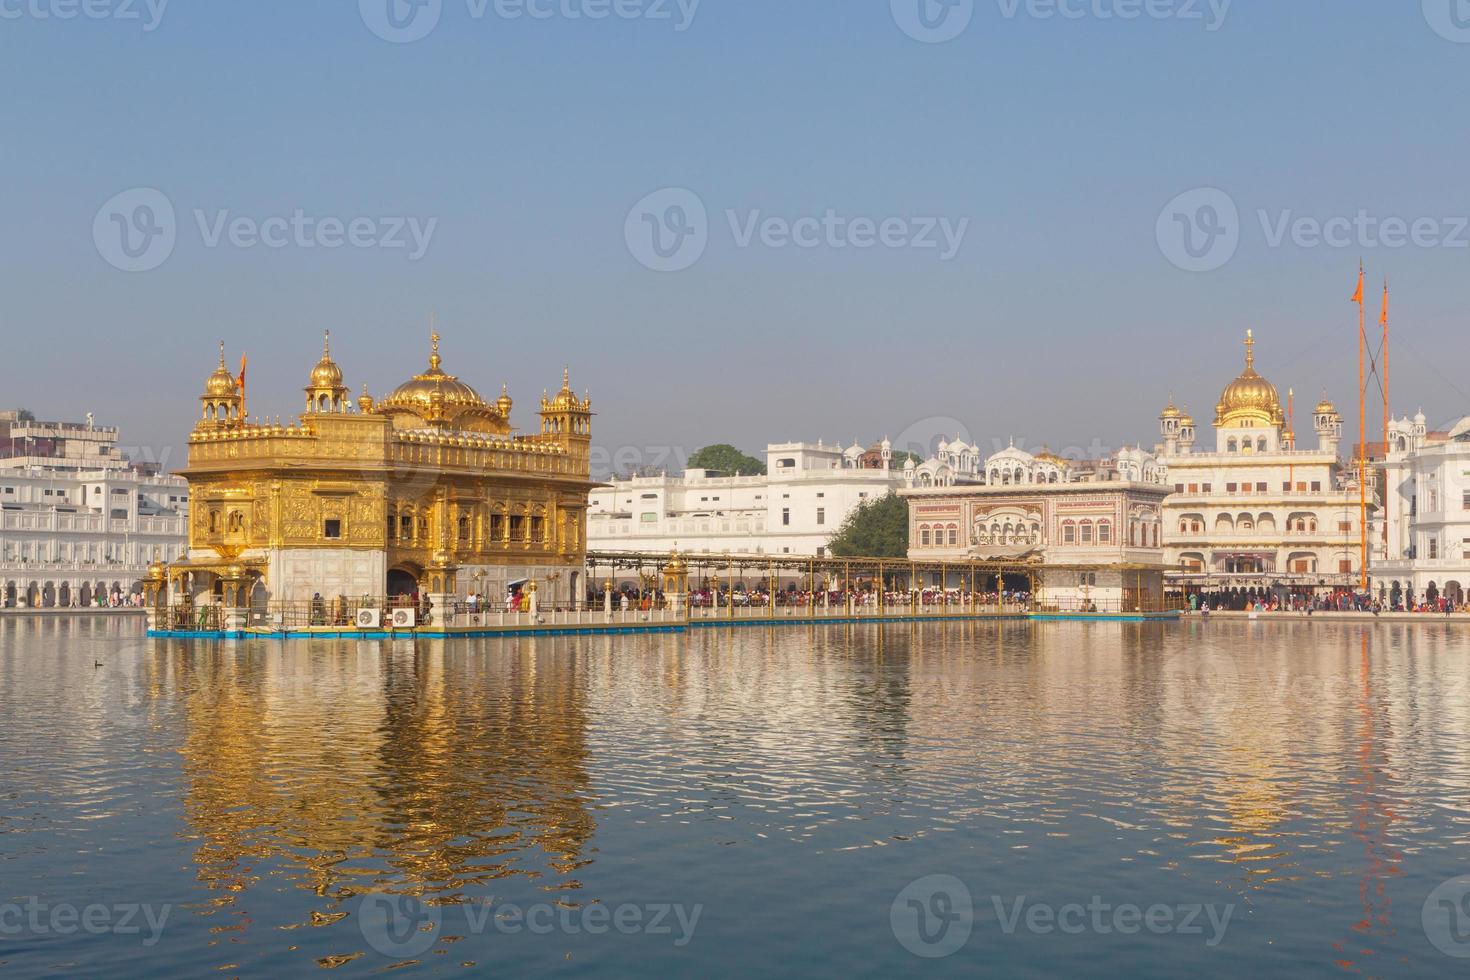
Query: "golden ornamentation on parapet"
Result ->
[[1215, 330, 1285, 428]]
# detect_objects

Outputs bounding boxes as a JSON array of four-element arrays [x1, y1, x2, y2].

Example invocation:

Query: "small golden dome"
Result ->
[[547, 367, 579, 410], [1315, 395, 1337, 415], [358, 384, 374, 413], [1160, 396, 1182, 419], [497, 383, 513, 417], [309, 331, 344, 389], [1215, 330, 1283, 427], [204, 342, 237, 397]]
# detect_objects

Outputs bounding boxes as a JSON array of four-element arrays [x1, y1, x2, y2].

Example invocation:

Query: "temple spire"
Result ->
[[1244, 329, 1255, 370]]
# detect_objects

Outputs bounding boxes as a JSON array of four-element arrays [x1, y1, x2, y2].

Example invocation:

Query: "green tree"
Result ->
[[828, 492, 909, 558], [687, 443, 767, 476]]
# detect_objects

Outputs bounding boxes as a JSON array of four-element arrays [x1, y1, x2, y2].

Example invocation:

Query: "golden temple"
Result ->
[[167, 332, 596, 616]]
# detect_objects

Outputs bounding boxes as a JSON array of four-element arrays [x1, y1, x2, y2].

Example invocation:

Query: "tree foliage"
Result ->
[[688, 443, 767, 476], [828, 492, 909, 558]]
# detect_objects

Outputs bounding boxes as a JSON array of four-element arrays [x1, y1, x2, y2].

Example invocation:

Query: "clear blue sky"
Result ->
[[3, 1, 1468, 473]]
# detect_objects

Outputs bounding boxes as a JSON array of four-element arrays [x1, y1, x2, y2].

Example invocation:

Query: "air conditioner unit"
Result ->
[[355, 608, 381, 629], [391, 608, 416, 629]]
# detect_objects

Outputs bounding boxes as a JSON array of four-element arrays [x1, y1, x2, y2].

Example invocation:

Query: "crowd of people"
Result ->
[[1184, 589, 1464, 615]]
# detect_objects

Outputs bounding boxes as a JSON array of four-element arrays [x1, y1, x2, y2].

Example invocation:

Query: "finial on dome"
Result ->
[[323, 330, 332, 356], [218, 340, 226, 368], [1245, 329, 1255, 369]]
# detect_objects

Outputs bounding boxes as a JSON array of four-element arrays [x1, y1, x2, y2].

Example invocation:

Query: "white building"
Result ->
[[1373, 413, 1470, 607], [587, 440, 907, 557], [1155, 331, 1371, 595], [0, 410, 188, 608]]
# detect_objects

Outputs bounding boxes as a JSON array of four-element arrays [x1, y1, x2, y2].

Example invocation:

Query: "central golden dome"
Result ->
[[376, 333, 510, 434], [1215, 330, 1283, 427]]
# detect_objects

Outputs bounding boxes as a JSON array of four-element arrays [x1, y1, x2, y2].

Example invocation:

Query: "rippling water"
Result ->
[[2, 616, 1469, 977]]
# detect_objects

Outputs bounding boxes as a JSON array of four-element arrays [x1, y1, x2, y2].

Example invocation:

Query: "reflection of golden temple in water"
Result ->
[[173, 639, 595, 929]]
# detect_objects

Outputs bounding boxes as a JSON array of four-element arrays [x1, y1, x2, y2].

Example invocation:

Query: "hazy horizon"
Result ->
[[5, 1, 1469, 476]]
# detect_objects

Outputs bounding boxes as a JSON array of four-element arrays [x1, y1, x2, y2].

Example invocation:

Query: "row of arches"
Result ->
[[1175, 513, 1320, 535], [1225, 435, 1270, 453], [2, 580, 133, 608]]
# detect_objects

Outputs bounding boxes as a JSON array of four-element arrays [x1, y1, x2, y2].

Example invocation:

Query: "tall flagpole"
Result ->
[[1355, 263, 1368, 593], [1381, 281, 1390, 547]]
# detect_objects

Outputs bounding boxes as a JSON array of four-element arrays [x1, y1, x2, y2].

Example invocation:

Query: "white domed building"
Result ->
[[1155, 331, 1370, 597]]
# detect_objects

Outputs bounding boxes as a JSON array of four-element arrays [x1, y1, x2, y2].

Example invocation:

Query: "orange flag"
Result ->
[[1351, 266, 1364, 305], [237, 354, 247, 390]]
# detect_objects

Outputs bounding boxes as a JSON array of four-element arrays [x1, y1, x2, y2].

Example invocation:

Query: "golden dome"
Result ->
[[1315, 395, 1338, 416], [497, 383, 513, 417], [308, 331, 344, 389], [358, 384, 374, 413], [1160, 396, 1182, 420], [204, 342, 237, 397], [376, 332, 509, 433], [1215, 330, 1283, 427]]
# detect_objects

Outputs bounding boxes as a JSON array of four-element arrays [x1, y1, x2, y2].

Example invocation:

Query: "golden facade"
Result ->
[[174, 333, 597, 607]]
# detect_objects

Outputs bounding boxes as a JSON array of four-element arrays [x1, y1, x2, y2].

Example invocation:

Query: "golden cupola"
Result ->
[[205, 342, 238, 398], [1214, 330, 1284, 428], [199, 341, 243, 428], [375, 332, 511, 435], [304, 331, 350, 413]]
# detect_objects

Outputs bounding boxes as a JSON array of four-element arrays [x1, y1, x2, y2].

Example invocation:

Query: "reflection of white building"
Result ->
[[901, 441, 1171, 610], [0, 410, 188, 607], [1156, 332, 1370, 593], [587, 440, 906, 557], [1373, 414, 1470, 606]]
